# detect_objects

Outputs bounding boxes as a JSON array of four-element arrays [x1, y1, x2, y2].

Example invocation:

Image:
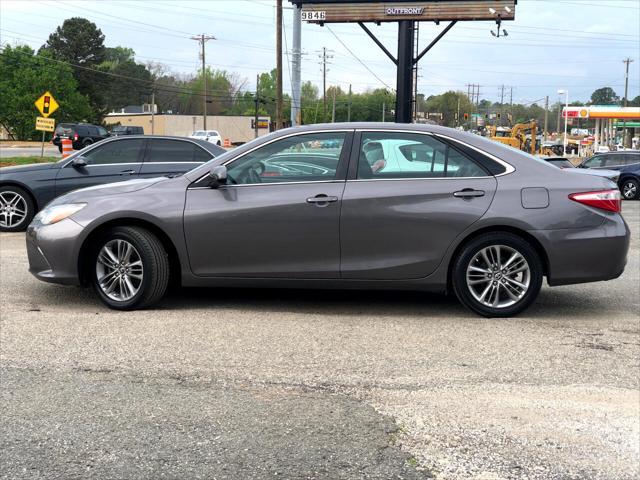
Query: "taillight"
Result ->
[[569, 189, 621, 213], [74, 133, 78, 141]]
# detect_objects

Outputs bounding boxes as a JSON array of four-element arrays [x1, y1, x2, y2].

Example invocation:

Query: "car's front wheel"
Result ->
[[91, 226, 169, 310], [621, 179, 639, 200], [0, 186, 34, 232], [452, 233, 543, 317]]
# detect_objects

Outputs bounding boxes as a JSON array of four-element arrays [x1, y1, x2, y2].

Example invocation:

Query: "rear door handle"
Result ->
[[120, 169, 136, 175], [306, 194, 339, 205], [453, 188, 485, 198]]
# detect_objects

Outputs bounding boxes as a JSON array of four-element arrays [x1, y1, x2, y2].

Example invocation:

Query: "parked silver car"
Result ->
[[26, 123, 630, 317]]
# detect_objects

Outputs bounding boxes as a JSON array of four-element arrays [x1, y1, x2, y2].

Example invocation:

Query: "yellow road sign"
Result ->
[[34, 91, 59, 118], [35, 116, 55, 132]]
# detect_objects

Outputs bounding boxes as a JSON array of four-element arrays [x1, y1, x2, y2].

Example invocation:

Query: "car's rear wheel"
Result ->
[[0, 186, 34, 232], [452, 233, 543, 318], [91, 226, 169, 310], [621, 179, 639, 200]]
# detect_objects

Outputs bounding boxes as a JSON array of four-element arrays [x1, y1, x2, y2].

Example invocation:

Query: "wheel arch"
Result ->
[[77, 217, 181, 287], [446, 225, 550, 291]]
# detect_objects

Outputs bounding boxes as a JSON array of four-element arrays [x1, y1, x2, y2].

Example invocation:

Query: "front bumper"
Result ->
[[26, 218, 85, 285], [531, 213, 630, 286]]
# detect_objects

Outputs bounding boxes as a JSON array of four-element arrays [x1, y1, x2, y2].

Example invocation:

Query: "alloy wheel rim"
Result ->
[[96, 239, 143, 302], [623, 182, 637, 199], [0, 191, 28, 228], [466, 244, 531, 309]]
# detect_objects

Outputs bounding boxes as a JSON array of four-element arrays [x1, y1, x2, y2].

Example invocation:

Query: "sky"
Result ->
[[1, 0, 639, 105]]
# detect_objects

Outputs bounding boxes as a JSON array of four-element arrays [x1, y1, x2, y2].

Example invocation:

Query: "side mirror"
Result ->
[[208, 165, 227, 188], [72, 156, 87, 168]]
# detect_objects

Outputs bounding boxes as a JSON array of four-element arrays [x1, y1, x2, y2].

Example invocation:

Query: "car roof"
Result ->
[[101, 134, 226, 155]]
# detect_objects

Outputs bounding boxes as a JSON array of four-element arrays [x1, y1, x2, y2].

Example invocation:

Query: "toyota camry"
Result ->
[[25, 123, 630, 317]]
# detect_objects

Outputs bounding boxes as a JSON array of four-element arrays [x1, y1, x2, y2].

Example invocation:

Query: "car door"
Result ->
[[340, 130, 498, 280], [139, 138, 211, 178], [54, 138, 144, 196], [183, 130, 352, 278]]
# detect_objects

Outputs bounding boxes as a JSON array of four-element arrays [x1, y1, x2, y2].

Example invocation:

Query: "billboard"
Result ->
[[290, 1, 517, 23]]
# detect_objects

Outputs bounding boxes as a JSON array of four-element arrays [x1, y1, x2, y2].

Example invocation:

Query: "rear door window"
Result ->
[[146, 139, 203, 163], [357, 132, 487, 179]]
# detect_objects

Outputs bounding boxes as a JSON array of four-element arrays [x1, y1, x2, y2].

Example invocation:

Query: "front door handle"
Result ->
[[119, 169, 136, 175], [453, 188, 485, 198], [306, 194, 338, 206]]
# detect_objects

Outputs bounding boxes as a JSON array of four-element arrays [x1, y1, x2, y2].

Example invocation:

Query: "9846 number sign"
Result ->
[[301, 11, 326, 21]]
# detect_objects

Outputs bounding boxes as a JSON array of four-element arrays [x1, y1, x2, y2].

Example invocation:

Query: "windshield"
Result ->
[[111, 126, 126, 132], [192, 131, 206, 136]]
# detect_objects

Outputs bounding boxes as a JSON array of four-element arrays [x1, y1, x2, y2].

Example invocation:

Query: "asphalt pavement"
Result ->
[[0, 203, 639, 479]]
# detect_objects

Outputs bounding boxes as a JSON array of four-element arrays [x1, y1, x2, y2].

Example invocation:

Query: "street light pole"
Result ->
[[558, 89, 569, 154]]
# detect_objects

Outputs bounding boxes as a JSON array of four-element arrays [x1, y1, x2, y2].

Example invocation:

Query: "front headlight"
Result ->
[[34, 203, 87, 225]]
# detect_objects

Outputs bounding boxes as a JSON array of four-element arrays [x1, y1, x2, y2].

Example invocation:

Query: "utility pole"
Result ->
[[623, 57, 634, 148], [291, 3, 302, 126], [275, 0, 283, 130], [191, 34, 216, 130], [456, 97, 460, 127], [347, 84, 352, 122], [499, 84, 505, 126], [151, 88, 155, 134], [331, 88, 336, 123], [544, 95, 549, 141], [319, 47, 333, 122], [254, 74, 259, 138], [382, 102, 386, 122], [509, 86, 513, 125]]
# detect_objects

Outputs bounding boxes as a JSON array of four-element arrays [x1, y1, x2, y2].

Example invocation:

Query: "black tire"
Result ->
[[91, 226, 169, 310], [452, 232, 543, 318], [0, 185, 35, 232], [57, 145, 63, 153], [82, 140, 93, 149], [620, 178, 639, 200]]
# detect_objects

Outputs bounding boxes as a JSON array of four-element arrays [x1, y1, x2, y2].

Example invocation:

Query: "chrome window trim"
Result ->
[[61, 137, 215, 168], [353, 128, 515, 178], [188, 179, 344, 190], [192, 129, 353, 185]]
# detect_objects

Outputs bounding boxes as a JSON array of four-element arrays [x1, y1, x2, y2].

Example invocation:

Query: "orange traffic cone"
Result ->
[[62, 137, 74, 158]]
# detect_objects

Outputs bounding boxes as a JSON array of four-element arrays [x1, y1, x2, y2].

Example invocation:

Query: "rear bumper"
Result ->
[[26, 218, 84, 286], [531, 214, 630, 286]]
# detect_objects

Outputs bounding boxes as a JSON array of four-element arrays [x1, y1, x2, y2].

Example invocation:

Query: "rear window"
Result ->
[[55, 124, 74, 135], [147, 139, 211, 163]]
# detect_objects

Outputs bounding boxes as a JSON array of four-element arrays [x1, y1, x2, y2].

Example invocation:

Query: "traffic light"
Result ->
[[463, 113, 469, 120], [43, 95, 50, 115], [497, 112, 501, 119]]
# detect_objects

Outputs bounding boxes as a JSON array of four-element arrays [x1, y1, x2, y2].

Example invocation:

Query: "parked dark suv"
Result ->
[[579, 151, 640, 200], [110, 125, 144, 136], [52, 123, 110, 152], [0, 136, 226, 232]]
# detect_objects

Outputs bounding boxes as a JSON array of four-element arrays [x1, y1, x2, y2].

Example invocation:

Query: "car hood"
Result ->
[[51, 177, 168, 205], [0, 162, 58, 175]]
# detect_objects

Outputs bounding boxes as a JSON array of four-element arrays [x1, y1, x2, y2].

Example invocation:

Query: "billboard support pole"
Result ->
[[396, 20, 414, 123]]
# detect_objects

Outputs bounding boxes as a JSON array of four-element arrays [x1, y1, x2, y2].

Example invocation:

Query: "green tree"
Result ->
[[39, 17, 106, 118], [590, 87, 619, 105], [424, 91, 473, 127], [0, 45, 92, 140], [98, 47, 152, 112]]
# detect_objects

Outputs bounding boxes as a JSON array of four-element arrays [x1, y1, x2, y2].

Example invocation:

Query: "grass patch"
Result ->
[[0, 156, 59, 168]]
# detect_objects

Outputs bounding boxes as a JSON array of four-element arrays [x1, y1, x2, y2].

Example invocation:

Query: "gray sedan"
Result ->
[[25, 123, 630, 317]]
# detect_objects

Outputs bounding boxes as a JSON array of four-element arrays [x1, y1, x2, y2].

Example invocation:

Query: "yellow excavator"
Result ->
[[488, 121, 561, 156], [488, 122, 538, 155]]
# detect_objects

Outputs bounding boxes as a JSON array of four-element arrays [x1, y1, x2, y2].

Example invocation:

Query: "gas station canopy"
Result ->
[[562, 106, 640, 120]]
